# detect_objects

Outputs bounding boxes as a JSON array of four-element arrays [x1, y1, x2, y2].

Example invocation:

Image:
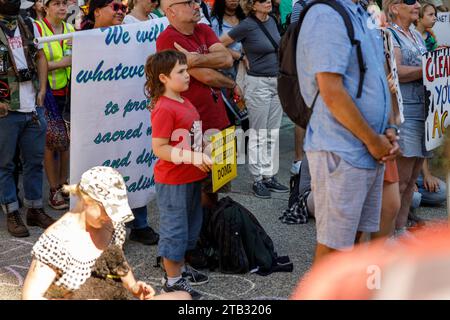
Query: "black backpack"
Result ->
[[277, 0, 366, 129], [199, 197, 278, 274]]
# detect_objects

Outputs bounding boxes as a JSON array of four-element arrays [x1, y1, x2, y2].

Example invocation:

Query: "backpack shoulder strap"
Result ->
[[387, 27, 402, 47], [249, 15, 279, 51], [297, 0, 366, 98]]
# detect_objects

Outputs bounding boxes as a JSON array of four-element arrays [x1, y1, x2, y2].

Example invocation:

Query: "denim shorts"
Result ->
[[399, 117, 432, 158], [156, 182, 203, 262]]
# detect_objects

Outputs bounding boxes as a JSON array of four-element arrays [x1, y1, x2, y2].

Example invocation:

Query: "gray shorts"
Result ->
[[307, 151, 384, 250]]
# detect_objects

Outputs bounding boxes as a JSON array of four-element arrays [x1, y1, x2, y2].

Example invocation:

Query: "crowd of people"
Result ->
[[0, 0, 449, 299]]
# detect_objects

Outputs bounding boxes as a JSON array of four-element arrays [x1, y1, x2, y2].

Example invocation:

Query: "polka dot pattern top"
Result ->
[[31, 222, 126, 291]]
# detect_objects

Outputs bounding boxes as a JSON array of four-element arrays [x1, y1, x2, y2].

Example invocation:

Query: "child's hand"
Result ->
[[194, 152, 213, 173], [131, 281, 155, 300], [387, 73, 397, 95]]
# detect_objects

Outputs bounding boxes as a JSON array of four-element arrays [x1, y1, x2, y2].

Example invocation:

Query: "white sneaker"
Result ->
[[290, 160, 302, 175], [394, 227, 419, 243]]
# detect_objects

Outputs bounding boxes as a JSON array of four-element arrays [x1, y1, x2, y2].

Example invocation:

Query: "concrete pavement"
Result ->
[[0, 115, 447, 300]]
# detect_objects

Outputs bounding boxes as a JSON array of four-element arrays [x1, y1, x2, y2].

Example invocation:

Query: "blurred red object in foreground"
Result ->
[[291, 224, 450, 300]]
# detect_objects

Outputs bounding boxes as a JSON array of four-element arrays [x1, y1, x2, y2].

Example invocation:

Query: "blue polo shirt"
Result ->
[[296, 0, 390, 169]]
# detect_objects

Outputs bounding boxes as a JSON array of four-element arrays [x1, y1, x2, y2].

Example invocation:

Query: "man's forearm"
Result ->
[[36, 50, 48, 93], [189, 51, 233, 69], [331, 93, 377, 145], [317, 73, 380, 146], [189, 67, 235, 88], [398, 65, 422, 83], [389, 92, 400, 125]]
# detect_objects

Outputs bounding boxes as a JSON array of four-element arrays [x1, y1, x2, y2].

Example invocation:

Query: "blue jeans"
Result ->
[[0, 108, 47, 213], [412, 175, 446, 209], [128, 206, 149, 230], [156, 182, 203, 262]]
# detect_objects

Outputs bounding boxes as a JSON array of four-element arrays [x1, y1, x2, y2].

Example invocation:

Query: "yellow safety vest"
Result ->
[[35, 19, 75, 91]]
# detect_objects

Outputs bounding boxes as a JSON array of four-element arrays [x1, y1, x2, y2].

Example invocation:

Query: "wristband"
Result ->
[[385, 124, 400, 136], [237, 52, 245, 62]]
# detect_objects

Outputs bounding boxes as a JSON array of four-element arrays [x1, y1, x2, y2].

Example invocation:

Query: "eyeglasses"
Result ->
[[256, 0, 271, 3], [169, 0, 201, 8], [106, 2, 128, 13], [402, 0, 417, 5]]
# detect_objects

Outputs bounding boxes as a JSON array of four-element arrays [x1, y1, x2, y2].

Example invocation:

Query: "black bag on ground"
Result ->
[[277, 0, 366, 129], [199, 197, 284, 274]]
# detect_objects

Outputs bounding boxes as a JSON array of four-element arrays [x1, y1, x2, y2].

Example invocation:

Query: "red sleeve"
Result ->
[[156, 28, 176, 51], [34, 21, 43, 37], [151, 102, 175, 139], [199, 24, 220, 49]]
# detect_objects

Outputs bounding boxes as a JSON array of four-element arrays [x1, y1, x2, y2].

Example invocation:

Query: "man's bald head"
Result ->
[[161, 0, 201, 27], [160, 0, 174, 13]]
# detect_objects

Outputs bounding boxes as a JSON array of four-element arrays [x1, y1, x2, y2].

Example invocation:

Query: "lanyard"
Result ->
[[390, 22, 426, 55]]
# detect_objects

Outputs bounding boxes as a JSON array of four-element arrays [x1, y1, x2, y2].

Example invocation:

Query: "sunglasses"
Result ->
[[106, 2, 128, 13], [169, 0, 201, 8], [402, 0, 417, 5], [256, 0, 271, 3]]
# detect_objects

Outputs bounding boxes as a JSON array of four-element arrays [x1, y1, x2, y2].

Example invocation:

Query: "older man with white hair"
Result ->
[[157, 0, 241, 207]]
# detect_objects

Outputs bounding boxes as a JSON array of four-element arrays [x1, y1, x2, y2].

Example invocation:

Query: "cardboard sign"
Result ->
[[423, 48, 450, 151], [383, 29, 404, 124], [433, 13, 450, 47], [211, 126, 237, 192]]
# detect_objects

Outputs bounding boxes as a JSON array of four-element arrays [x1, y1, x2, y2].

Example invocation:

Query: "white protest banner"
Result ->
[[423, 47, 450, 151], [70, 18, 169, 208], [433, 13, 450, 47]]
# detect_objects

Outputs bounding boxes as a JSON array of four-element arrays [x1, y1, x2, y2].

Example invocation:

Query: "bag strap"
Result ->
[[18, 16, 38, 74], [250, 15, 279, 52], [297, 0, 366, 98]]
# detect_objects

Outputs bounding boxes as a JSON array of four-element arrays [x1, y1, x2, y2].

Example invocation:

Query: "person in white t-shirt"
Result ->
[[123, 0, 160, 24], [0, 0, 55, 238]]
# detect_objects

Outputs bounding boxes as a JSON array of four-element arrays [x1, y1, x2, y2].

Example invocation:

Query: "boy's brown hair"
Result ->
[[144, 50, 187, 110]]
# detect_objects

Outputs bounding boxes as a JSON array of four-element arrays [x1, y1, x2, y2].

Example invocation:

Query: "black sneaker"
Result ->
[[182, 265, 209, 286], [161, 278, 202, 300], [253, 181, 271, 199], [129, 226, 159, 245], [263, 177, 289, 193]]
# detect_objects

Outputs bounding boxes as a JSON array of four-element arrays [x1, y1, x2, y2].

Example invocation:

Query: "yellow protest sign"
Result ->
[[211, 126, 237, 193]]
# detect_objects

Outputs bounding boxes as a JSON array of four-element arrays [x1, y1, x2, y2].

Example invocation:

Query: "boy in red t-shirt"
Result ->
[[146, 50, 211, 300]]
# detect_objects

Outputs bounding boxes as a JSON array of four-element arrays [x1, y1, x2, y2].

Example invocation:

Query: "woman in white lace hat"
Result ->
[[22, 166, 190, 300]]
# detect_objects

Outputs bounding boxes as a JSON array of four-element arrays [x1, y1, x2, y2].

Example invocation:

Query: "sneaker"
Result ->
[[161, 278, 202, 300], [48, 188, 69, 210], [408, 210, 426, 227], [253, 181, 271, 199], [162, 266, 209, 286], [59, 184, 70, 203], [182, 265, 209, 286], [7, 211, 30, 237], [290, 160, 302, 175], [394, 227, 419, 243], [26, 208, 56, 229], [129, 226, 159, 245], [263, 177, 289, 193]]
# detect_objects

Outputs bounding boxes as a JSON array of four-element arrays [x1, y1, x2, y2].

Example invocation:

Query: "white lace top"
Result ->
[[31, 221, 126, 292]]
